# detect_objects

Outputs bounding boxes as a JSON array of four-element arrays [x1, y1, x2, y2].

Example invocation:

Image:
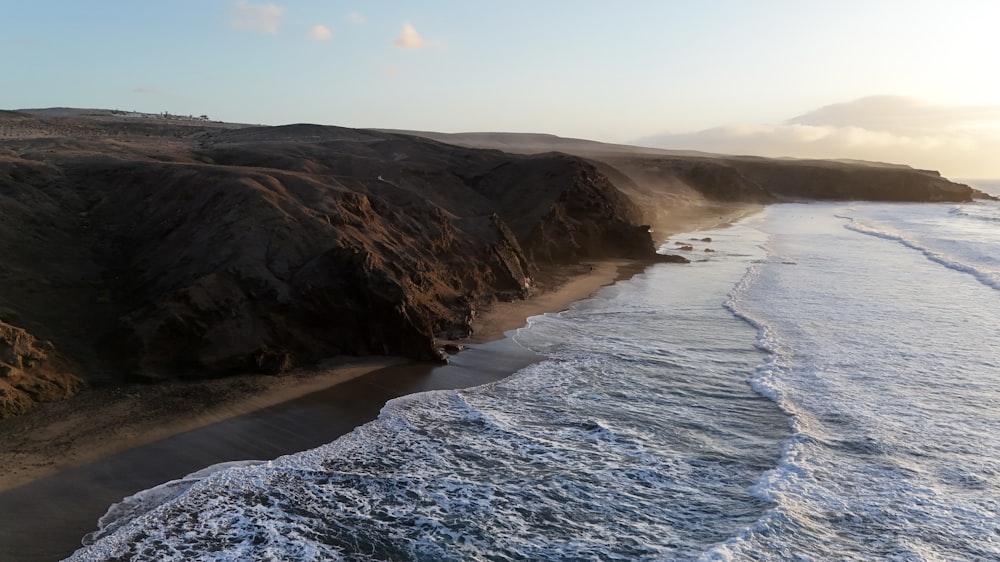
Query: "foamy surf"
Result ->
[[81, 460, 268, 547], [701, 201, 1000, 560], [70, 219, 786, 561], [70, 196, 1000, 561], [839, 212, 1000, 291]]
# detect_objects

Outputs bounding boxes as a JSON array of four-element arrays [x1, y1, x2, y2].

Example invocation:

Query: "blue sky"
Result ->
[[3, 1, 999, 177]]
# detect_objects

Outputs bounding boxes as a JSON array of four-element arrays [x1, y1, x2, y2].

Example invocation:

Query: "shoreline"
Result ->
[[0, 202, 757, 561], [0, 261, 629, 562], [0, 338, 546, 562], [0, 257, 653, 495], [0, 356, 408, 493]]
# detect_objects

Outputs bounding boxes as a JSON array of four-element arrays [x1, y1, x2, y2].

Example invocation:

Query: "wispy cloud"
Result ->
[[308, 24, 332, 41], [636, 96, 1000, 178], [132, 86, 160, 95], [393, 22, 425, 49], [231, 0, 283, 34], [383, 65, 400, 80], [345, 12, 366, 25]]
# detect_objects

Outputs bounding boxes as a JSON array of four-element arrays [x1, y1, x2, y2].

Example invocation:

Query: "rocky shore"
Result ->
[[0, 109, 988, 419]]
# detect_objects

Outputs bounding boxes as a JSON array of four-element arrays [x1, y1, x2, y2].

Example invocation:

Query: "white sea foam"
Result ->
[[949, 204, 1000, 223], [838, 213, 1000, 291], [70, 220, 783, 561], [81, 460, 268, 547], [71, 204, 1000, 561], [702, 202, 1000, 560]]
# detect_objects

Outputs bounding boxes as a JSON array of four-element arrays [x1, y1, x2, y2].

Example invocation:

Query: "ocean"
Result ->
[[68, 182, 1000, 561]]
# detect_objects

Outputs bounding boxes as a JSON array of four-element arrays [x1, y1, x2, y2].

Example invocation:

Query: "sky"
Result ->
[[3, 1, 999, 178]]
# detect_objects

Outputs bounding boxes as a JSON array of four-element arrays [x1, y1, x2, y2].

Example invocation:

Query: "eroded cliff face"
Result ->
[[0, 322, 82, 419], [461, 154, 654, 263], [0, 115, 664, 414]]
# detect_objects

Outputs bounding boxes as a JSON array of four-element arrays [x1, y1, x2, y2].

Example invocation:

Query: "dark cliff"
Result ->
[[592, 154, 985, 207], [726, 158, 986, 202], [0, 115, 664, 416]]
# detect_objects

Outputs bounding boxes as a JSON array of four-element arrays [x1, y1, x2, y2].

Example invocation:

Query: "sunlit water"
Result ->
[[69, 183, 1000, 561]]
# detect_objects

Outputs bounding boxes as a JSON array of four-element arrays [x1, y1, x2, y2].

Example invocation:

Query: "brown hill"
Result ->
[[0, 113, 668, 416]]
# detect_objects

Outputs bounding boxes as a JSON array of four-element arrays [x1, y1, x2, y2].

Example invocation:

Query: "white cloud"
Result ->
[[345, 12, 366, 25], [132, 86, 159, 95], [635, 97, 1000, 178], [308, 24, 332, 41], [231, 1, 283, 34], [393, 22, 425, 49], [789, 96, 1000, 135]]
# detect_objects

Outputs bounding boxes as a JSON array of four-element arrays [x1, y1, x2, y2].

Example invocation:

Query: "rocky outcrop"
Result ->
[[472, 157, 656, 264], [0, 322, 82, 418]]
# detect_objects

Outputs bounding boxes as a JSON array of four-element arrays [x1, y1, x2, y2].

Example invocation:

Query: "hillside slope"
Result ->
[[396, 130, 991, 237], [0, 114, 666, 416]]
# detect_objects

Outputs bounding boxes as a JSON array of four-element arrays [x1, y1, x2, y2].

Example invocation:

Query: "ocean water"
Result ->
[[69, 184, 1000, 561]]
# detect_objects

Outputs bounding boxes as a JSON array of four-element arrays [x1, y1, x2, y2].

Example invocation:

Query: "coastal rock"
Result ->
[[0, 321, 83, 418], [657, 254, 691, 264], [255, 348, 293, 375]]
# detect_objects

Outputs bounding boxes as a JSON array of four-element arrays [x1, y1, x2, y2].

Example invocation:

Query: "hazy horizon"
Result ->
[[4, 1, 999, 178]]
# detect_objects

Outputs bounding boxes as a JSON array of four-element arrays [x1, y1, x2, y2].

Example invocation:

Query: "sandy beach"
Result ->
[[0, 203, 753, 561], [0, 256, 654, 494], [0, 338, 544, 562], [0, 257, 647, 561]]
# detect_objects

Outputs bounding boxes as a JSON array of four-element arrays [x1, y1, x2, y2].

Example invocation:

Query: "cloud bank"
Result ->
[[789, 96, 1000, 135], [231, 1, 283, 34], [637, 97, 1000, 178]]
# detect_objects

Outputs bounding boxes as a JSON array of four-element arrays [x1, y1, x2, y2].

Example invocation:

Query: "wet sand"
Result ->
[[0, 338, 540, 562]]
